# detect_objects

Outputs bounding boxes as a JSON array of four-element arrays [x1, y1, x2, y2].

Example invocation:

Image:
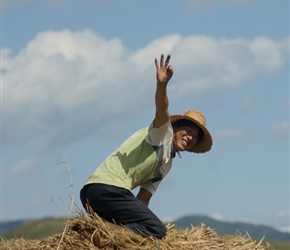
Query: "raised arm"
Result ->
[[153, 54, 174, 128]]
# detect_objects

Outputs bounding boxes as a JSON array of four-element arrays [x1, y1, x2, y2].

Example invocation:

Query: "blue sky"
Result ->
[[1, 0, 289, 233]]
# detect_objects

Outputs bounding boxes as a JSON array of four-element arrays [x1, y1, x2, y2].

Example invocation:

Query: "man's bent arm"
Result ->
[[137, 188, 152, 206]]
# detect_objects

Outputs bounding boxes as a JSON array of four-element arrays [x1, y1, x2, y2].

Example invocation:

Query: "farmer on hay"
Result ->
[[80, 54, 213, 239]]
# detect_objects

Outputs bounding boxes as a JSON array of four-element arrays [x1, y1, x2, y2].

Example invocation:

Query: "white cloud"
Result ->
[[2, 29, 135, 147], [210, 212, 223, 221], [277, 226, 290, 233], [2, 30, 288, 149], [277, 209, 289, 218], [169, 36, 288, 98], [275, 209, 290, 233]]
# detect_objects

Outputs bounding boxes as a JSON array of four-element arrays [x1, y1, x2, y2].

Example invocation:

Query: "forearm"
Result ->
[[137, 188, 152, 206], [154, 83, 170, 128], [153, 54, 173, 128]]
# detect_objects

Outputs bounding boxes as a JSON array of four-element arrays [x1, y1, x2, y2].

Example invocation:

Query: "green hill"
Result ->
[[1, 217, 68, 240]]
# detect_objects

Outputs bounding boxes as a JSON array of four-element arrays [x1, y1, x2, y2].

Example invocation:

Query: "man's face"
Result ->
[[172, 125, 199, 153]]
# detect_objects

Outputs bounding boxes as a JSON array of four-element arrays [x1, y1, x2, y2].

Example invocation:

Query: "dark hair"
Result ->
[[172, 119, 204, 143]]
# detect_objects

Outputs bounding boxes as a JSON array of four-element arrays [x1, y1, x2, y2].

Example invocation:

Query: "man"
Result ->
[[80, 54, 212, 239]]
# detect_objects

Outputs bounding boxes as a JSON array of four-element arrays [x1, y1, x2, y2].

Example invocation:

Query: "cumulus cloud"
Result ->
[[2, 29, 135, 148], [277, 209, 289, 218], [210, 212, 223, 221], [169, 36, 288, 98], [275, 209, 290, 233], [2, 30, 288, 150]]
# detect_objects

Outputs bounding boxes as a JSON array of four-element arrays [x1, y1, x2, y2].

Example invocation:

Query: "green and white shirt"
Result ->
[[85, 120, 173, 194]]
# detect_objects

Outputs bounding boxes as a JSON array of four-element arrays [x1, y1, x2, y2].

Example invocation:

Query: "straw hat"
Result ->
[[170, 110, 212, 153]]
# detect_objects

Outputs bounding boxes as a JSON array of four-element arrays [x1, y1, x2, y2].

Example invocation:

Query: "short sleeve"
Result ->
[[146, 120, 173, 146]]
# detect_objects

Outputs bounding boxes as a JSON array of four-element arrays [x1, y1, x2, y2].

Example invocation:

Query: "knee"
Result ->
[[154, 223, 167, 239], [125, 221, 166, 239]]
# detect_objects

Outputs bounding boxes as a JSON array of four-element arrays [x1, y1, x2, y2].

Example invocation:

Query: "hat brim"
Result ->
[[170, 114, 212, 153]]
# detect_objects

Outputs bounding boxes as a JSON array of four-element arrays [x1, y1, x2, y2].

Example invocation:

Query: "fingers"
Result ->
[[155, 54, 171, 69], [154, 57, 159, 69], [164, 54, 171, 67], [168, 65, 174, 74], [160, 54, 165, 67]]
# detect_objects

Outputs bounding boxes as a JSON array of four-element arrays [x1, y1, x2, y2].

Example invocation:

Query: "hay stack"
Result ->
[[1, 212, 273, 250]]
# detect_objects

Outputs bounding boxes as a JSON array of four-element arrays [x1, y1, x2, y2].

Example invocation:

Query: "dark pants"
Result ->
[[80, 183, 166, 239]]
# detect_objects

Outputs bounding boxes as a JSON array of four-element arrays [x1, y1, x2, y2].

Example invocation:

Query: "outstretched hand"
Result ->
[[155, 54, 174, 85]]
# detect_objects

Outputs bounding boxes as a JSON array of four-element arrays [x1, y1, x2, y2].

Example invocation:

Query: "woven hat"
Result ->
[[170, 110, 212, 153]]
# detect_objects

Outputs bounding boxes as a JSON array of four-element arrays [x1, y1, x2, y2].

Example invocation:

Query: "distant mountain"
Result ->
[[172, 214, 290, 242]]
